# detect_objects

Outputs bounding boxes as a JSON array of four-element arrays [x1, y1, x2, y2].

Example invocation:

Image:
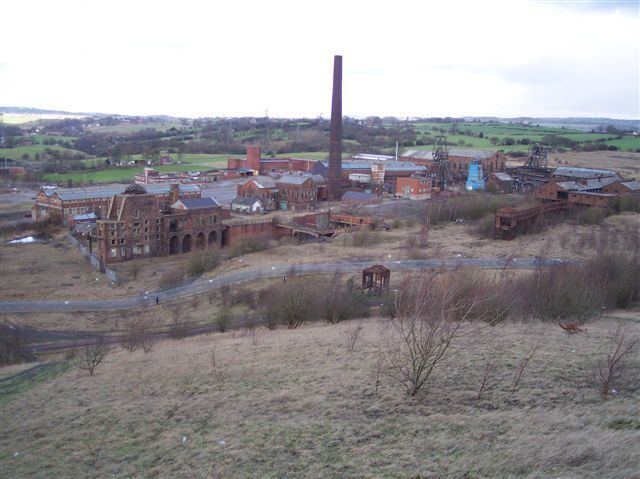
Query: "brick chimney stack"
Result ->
[[327, 55, 343, 201], [170, 183, 180, 204], [246, 146, 261, 173]]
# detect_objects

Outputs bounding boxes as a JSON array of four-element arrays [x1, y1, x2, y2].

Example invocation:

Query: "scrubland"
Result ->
[[1, 311, 639, 478]]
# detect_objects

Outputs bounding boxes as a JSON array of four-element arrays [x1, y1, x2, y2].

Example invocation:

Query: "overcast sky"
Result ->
[[2, 0, 638, 119]]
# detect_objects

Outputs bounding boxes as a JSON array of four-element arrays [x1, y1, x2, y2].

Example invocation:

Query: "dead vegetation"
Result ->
[[1, 315, 638, 478]]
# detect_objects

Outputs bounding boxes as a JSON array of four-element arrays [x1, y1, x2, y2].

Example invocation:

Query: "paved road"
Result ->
[[0, 257, 572, 314]]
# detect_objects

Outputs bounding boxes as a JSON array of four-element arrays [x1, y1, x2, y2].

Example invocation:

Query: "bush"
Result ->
[[227, 237, 272, 258], [186, 251, 221, 277], [259, 278, 317, 329], [214, 309, 232, 332], [350, 230, 381, 247], [580, 207, 605, 225], [321, 276, 369, 323], [159, 267, 185, 289]]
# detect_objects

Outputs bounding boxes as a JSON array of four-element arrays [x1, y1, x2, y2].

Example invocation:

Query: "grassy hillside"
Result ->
[[1, 314, 638, 478], [0, 145, 88, 161]]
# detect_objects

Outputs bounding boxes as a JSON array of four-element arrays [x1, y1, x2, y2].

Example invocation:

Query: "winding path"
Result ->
[[0, 257, 570, 314]]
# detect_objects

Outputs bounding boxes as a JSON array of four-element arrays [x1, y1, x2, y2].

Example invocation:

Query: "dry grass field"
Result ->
[[1, 312, 639, 478], [210, 212, 640, 277], [0, 238, 193, 301], [1, 211, 638, 305], [506, 150, 640, 178]]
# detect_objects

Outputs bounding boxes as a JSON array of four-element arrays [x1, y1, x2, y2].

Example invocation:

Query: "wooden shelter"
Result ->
[[362, 264, 390, 295]]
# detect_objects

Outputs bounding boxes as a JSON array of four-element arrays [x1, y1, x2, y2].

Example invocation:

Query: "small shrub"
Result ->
[[351, 230, 380, 247], [214, 309, 232, 332], [159, 267, 185, 289], [73, 334, 111, 376], [186, 251, 221, 277], [580, 207, 605, 225], [227, 237, 272, 258]]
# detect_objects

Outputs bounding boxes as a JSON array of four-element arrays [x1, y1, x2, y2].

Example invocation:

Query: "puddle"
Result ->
[[7, 236, 44, 244]]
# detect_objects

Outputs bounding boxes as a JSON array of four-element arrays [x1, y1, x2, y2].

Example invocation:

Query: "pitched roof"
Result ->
[[45, 184, 200, 201], [493, 172, 513, 181], [232, 197, 263, 206], [556, 176, 619, 191], [620, 180, 640, 191], [553, 166, 618, 179], [174, 197, 220, 209], [402, 148, 496, 160], [240, 176, 276, 189], [363, 264, 390, 274], [276, 175, 313, 186]]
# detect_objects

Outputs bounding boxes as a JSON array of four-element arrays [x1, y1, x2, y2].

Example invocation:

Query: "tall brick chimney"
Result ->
[[327, 55, 343, 201], [170, 183, 180, 204], [246, 146, 261, 173]]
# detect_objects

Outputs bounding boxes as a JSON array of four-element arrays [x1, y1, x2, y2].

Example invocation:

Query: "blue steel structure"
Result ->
[[466, 160, 486, 191]]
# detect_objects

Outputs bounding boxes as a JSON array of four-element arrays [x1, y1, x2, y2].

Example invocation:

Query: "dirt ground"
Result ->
[[1, 211, 638, 304], [210, 211, 640, 278], [1, 312, 638, 478], [506, 150, 640, 178], [0, 235, 195, 302]]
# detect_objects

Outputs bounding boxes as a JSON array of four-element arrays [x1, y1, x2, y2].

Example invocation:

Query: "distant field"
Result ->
[[43, 156, 229, 184], [87, 121, 183, 134], [411, 121, 638, 151], [0, 145, 88, 160]]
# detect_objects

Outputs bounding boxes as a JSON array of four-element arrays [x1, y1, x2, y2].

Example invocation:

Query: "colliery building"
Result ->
[[234, 174, 326, 211], [95, 184, 222, 264], [400, 148, 506, 176], [34, 183, 201, 225]]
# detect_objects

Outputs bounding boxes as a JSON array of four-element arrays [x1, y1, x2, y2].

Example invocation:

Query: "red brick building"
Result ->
[[534, 177, 618, 208], [95, 184, 222, 264], [34, 184, 201, 225], [235, 174, 325, 211], [395, 176, 432, 200]]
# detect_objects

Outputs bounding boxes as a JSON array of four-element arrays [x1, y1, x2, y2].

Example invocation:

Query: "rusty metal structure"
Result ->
[[524, 143, 549, 169], [494, 201, 567, 239], [506, 143, 553, 192], [327, 55, 343, 201], [362, 264, 390, 295], [427, 136, 453, 190]]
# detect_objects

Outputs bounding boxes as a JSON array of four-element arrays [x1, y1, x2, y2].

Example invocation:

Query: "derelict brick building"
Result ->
[[95, 184, 222, 264], [34, 184, 201, 225]]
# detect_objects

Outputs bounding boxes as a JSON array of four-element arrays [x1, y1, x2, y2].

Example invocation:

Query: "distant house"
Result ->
[[231, 197, 264, 214]]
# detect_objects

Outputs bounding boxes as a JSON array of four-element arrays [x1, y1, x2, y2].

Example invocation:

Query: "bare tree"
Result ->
[[168, 305, 189, 340], [74, 334, 111, 376], [511, 344, 539, 394], [344, 324, 363, 354], [477, 361, 497, 400], [384, 274, 480, 396], [595, 327, 639, 400]]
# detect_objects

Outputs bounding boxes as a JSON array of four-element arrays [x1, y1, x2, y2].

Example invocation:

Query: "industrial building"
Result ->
[[33, 183, 202, 225], [401, 148, 506, 176], [94, 184, 222, 264]]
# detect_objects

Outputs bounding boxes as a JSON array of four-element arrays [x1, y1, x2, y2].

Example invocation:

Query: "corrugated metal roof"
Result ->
[[493, 172, 513, 181], [402, 148, 496, 160], [276, 175, 313, 186], [620, 180, 640, 191], [48, 184, 200, 201], [556, 176, 618, 191], [553, 166, 617, 179]]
